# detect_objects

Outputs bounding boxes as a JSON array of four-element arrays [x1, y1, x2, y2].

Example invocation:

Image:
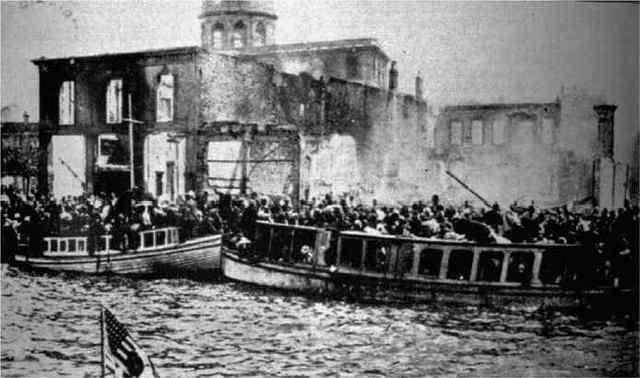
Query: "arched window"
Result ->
[[212, 22, 224, 48], [231, 21, 246, 48], [254, 22, 266, 47]]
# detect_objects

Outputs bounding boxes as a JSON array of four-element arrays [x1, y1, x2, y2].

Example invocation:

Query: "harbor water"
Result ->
[[1, 267, 637, 377]]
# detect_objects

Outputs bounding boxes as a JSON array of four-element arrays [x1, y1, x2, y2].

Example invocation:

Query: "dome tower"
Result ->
[[200, 1, 277, 51]]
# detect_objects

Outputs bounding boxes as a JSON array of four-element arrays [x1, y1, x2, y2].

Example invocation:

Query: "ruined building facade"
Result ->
[[424, 88, 628, 209], [33, 0, 423, 204], [32, 0, 632, 208]]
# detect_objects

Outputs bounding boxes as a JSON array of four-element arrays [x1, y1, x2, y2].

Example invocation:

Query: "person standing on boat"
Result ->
[[87, 211, 103, 255], [239, 199, 258, 239], [2, 213, 18, 260], [484, 202, 503, 235]]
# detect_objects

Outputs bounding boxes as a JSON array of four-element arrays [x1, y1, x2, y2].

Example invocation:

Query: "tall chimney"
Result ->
[[415, 71, 423, 100], [389, 61, 398, 91]]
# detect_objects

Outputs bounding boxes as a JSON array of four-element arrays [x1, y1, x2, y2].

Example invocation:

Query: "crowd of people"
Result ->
[[1, 185, 223, 255], [226, 192, 637, 248], [222, 192, 638, 286], [2, 185, 638, 284]]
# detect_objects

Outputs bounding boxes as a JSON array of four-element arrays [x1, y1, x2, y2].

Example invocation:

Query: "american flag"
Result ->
[[101, 307, 159, 378]]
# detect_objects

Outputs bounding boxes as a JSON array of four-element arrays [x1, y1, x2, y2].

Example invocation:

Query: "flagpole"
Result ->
[[148, 354, 160, 378], [100, 306, 105, 378]]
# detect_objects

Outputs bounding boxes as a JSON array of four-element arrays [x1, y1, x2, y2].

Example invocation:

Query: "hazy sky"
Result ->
[[1, 1, 638, 161]]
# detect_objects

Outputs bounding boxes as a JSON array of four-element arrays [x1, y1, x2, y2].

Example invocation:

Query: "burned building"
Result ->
[[424, 87, 627, 209], [33, 0, 425, 204], [31, 0, 629, 208], [33, 46, 201, 199]]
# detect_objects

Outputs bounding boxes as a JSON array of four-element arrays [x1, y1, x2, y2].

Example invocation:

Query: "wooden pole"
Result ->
[[445, 170, 492, 207], [128, 94, 134, 190]]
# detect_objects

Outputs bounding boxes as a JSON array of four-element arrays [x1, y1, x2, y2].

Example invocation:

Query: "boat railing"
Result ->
[[42, 235, 116, 256], [43, 236, 89, 257], [138, 227, 180, 251], [253, 221, 331, 267], [40, 227, 181, 256], [252, 222, 589, 287], [336, 231, 581, 287]]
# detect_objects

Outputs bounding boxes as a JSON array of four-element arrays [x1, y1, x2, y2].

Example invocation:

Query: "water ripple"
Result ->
[[1, 266, 638, 377]]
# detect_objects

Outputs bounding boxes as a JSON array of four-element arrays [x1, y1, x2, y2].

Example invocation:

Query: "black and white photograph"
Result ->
[[1, 1, 638, 376]]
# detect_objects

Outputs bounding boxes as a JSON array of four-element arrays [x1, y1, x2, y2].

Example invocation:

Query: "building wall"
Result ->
[[250, 46, 389, 89], [35, 49, 200, 196], [424, 90, 617, 208], [198, 52, 426, 204], [143, 132, 187, 201], [426, 103, 566, 207], [318, 80, 426, 204], [50, 135, 86, 197], [631, 132, 640, 205], [196, 125, 300, 200], [34, 49, 621, 208], [557, 87, 606, 161]]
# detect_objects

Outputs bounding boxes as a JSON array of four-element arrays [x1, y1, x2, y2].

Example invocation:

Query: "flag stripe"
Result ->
[[102, 307, 150, 378]]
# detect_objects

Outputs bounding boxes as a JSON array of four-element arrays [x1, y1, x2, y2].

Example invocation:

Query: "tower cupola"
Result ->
[[200, 1, 277, 51]]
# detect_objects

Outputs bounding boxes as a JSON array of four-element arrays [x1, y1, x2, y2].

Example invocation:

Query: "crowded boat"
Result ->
[[1, 185, 223, 276], [216, 190, 638, 310], [2, 183, 637, 291], [219, 191, 638, 286]]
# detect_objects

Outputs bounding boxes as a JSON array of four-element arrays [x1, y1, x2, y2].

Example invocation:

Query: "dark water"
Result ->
[[1, 267, 638, 378]]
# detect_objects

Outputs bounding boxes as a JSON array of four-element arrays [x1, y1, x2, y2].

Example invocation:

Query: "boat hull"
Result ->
[[222, 249, 634, 311], [14, 234, 222, 278], [223, 249, 335, 293]]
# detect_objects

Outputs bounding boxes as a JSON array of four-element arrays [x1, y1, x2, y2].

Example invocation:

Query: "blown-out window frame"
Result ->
[[212, 22, 225, 48], [59, 80, 75, 125], [232, 21, 246, 49], [156, 74, 174, 122], [106, 78, 123, 124]]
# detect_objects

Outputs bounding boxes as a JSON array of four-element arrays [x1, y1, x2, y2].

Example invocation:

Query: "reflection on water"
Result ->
[[1, 267, 638, 377]]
